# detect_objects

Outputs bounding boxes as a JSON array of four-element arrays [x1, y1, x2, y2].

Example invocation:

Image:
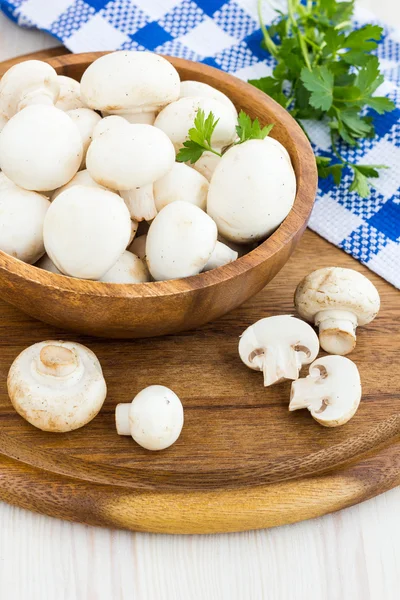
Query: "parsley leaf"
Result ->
[[301, 66, 334, 111], [236, 110, 274, 142]]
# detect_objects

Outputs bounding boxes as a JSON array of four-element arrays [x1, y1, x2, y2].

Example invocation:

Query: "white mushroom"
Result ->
[[80, 51, 180, 125], [239, 315, 319, 386], [0, 104, 83, 191], [36, 254, 62, 274], [203, 241, 238, 271], [7, 340, 107, 432], [0, 185, 50, 263], [207, 137, 296, 243], [146, 201, 217, 281], [179, 80, 237, 116], [128, 234, 147, 260], [295, 267, 380, 355], [43, 185, 131, 279], [191, 149, 221, 182], [87, 117, 175, 222], [99, 251, 150, 284], [55, 75, 84, 111], [51, 169, 111, 200], [66, 108, 101, 169], [116, 385, 184, 450], [153, 162, 209, 212], [289, 355, 362, 427], [0, 60, 59, 130], [154, 97, 237, 153]]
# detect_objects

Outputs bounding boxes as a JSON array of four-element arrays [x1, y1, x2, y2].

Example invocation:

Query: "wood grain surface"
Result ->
[[0, 52, 317, 338]]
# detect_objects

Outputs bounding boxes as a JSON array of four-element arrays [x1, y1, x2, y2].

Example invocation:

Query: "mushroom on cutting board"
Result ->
[[0, 60, 59, 130], [179, 80, 237, 116], [87, 116, 175, 222], [207, 137, 296, 243], [239, 315, 319, 386], [100, 251, 150, 284], [80, 51, 180, 124], [154, 96, 237, 153], [0, 185, 50, 263], [0, 104, 83, 191], [289, 355, 362, 427], [66, 107, 101, 169], [55, 75, 84, 111], [295, 267, 380, 355], [146, 201, 218, 281], [116, 385, 184, 450], [43, 185, 131, 279], [153, 162, 209, 211], [7, 340, 107, 432]]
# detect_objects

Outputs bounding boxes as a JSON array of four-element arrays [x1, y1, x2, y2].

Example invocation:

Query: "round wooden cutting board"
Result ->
[[0, 50, 399, 534]]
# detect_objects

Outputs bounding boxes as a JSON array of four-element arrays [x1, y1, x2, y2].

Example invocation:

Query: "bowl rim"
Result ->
[[0, 52, 317, 299]]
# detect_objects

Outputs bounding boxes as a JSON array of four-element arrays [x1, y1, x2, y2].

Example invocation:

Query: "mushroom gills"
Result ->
[[250, 343, 309, 386]]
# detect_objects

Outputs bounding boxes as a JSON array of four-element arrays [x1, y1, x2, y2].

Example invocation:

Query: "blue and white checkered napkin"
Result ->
[[1, 0, 400, 287]]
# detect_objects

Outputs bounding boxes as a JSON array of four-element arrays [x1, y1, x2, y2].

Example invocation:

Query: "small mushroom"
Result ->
[[66, 108, 101, 169], [99, 251, 150, 284], [153, 162, 209, 212], [295, 267, 380, 355], [289, 355, 362, 427], [203, 241, 238, 271], [179, 80, 237, 116], [154, 97, 237, 153], [0, 185, 50, 263], [239, 315, 319, 386], [43, 185, 131, 279], [115, 385, 184, 450], [146, 201, 217, 281], [35, 254, 62, 275], [128, 234, 147, 260], [51, 169, 112, 200], [87, 116, 175, 222], [207, 137, 296, 243], [0, 104, 83, 191], [7, 340, 107, 432], [80, 51, 180, 125], [191, 149, 221, 182], [0, 60, 59, 130], [55, 75, 85, 111]]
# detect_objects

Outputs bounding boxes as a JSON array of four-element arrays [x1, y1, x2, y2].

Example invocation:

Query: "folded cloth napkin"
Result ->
[[1, 0, 400, 287]]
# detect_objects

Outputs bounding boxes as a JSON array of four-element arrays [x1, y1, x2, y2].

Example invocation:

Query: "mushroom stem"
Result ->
[[120, 184, 157, 222], [115, 403, 131, 435], [37, 344, 78, 377], [315, 309, 357, 355], [203, 241, 238, 271], [262, 344, 303, 386], [289, 375, 326, 411]]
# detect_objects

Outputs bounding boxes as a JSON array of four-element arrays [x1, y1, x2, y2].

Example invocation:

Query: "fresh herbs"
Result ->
[[250, 0, 395, 197], [176, 109, 273, 164]]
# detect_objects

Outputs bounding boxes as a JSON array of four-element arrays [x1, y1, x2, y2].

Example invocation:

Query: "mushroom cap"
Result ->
[[0, 104, 83, 191], [290, 355, 362, 427], [239, 315, 319, 371], [66, 108, 102, 169], [0, 60, 59, 121], [100, 250, 150, 284], [51, 169, 111, 201], [55, 75, 84, 111], [7, 340, 107, 432], [153, 162, 209, 211], [154, 96, 237, 152], [203, 240, 238, 271], [295, 267, 380, 326], [86, 122, 175, 190], [43, 185, 131, 279], [80, 51, 180, 114], [179, 80, 237, 116], [128, 234, 147, 260], [146, 201, 218, 281], [0, 186, 50, 263], [191, 149, 221, 182], [126, 385, 184, 451], [35, 254, 62, 275], [207, 137, 296, 243]]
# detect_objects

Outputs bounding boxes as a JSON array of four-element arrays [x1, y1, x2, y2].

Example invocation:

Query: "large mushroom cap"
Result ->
[[43, 185, 131, 279], [0, 104, 83, 191], [80, 51, 180, 115], [207, 137, 296, 243], [289, 355, 362, 427], [7, 340, 107, 432]]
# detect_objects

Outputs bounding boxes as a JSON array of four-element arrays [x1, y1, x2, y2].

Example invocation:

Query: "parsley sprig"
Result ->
[[250, 0, 395, 197], [176, 109, 273, 164]]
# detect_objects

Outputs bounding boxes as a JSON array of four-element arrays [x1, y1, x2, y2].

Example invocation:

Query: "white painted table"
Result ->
[[0, 3, 399, 598]]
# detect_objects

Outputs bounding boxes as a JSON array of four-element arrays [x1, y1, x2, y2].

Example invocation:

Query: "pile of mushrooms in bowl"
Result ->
[[0, 51, 317, 338]]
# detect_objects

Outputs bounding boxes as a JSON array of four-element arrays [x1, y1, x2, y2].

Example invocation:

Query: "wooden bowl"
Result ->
[[0, 52, 317, 338]]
